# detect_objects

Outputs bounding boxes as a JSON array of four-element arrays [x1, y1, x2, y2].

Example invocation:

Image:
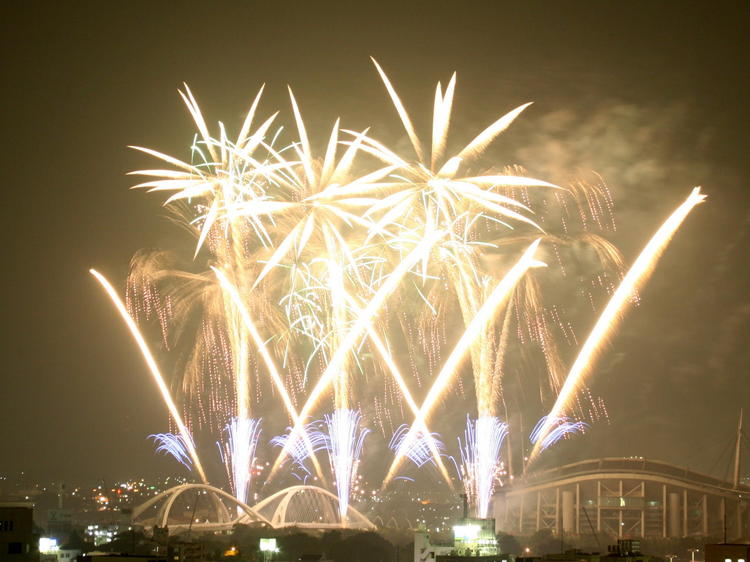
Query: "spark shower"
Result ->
[[91, 59, 704, 522]]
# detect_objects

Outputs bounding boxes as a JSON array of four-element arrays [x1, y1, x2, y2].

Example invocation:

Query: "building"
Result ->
[[46, 510, 73, 537], [414, 528, 453, 562], [435, 554, 509, 562], [453, 518, 500, 557], [56, 548, 81, 562], [494, 458, 750, 539], [76, 552, 167, 562], [415, 516, 503, 562], [0, 502, 38, 561], [84, 524, 133, 548], [517, 541, 653, 562]]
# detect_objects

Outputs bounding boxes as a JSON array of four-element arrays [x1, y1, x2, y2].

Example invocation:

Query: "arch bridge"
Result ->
[[247, 485, 375, 530], [132, 483, 375, 534]]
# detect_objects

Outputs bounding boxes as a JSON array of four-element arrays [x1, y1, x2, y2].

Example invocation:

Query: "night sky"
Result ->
[[3, 2, 749, 484]]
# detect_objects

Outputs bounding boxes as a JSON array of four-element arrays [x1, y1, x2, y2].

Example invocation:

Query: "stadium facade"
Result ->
[[493, 458, 749, 539]]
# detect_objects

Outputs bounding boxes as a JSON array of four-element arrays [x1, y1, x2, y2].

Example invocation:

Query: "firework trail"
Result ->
[[90, 269, 208, 483], [389, 424, 446, 469], [270, 230, 444, 481], [125, 84, 288, 499], [343, 292, 454, 484], [213, 266, 326, 481], [385, 239, 545, 486], [95, 61, 705, 517], [527, 187, 706, 465], [218, 417, 262, 505], [272, 410, 369, 522], [119, 63, 562, 512], [150, 432, 195, 471], [322, 409, 370, 522], [362, 58, 558, 277], [270, 422, 324, 481], [458, 416, 509, 518], [366, 60, 578, 495], [529, 415, 587, 453]]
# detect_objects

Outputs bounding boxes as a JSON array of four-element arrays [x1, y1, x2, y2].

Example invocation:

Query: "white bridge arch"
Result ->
[[132, 483, 270, 531], [133, 484, 375, 533], [372, 515, 414, 530], [247, 485, 375, 530]]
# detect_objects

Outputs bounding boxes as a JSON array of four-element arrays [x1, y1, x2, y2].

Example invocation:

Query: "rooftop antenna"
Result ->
[[733, 409, 743, 489], [506, 429, 514, 480], [57, 483, 65, 510], [460, 493, 469, 519], [581, 506, 601, 551]]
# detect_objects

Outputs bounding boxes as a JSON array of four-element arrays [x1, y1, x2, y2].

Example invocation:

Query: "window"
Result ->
[[724, 558, 732, 562]]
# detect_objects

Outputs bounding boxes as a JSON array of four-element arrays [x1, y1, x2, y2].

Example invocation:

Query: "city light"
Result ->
[[39, 538, 59, 554], [452, 524, 480, 540], [259, 538, 278, 552]]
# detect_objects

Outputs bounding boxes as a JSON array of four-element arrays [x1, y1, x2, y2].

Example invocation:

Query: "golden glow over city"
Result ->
[[92, 59, 705, 519]]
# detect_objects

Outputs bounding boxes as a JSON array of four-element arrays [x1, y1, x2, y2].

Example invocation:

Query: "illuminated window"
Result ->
[[738, 558, 744, 562], [724, 558, 731, 562]]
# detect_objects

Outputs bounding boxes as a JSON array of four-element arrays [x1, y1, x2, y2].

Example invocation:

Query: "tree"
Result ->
[[278, 532, 323, 561], [528, 529, 560, 555], [497, 532, 522, 555], [336, 532, 394, 562]]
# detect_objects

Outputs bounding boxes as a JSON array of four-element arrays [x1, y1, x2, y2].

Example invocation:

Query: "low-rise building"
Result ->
[[76, 555, 167, 562], [0, 502, 38, 561], [415, 517, 503, 562]]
